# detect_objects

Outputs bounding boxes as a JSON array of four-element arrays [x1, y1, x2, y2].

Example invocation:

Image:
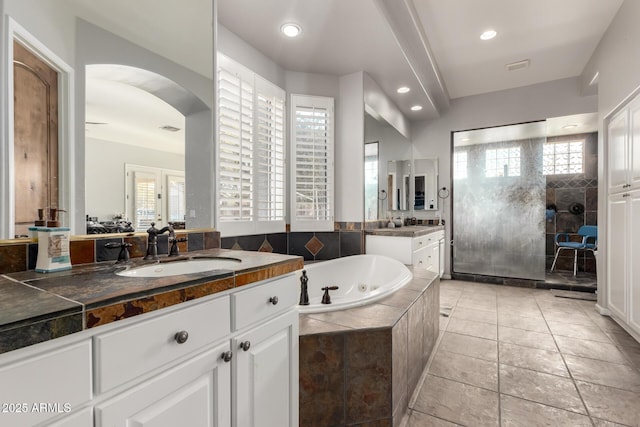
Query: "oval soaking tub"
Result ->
[[297, 254, 412, 313]]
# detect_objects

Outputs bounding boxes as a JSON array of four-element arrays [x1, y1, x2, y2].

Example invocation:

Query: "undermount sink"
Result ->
[[116, 258, 242, 278]]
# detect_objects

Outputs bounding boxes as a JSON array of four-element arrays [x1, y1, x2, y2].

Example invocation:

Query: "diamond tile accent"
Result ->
[[258, 239, 273, 253], [305, 235, 324, 256], [231, 241, 242, 250]]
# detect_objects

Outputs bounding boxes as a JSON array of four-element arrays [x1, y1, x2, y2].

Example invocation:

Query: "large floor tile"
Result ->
[[406, 410, 462, 427], [429, 350, 498, 391], [439, 332, 497, 362], [565, 355, 640, 392], [500, 394, 592, 427], [555, 335, 630, 364], [541, 309, 595, 326], [499, 364, 586, 414], [591, 418, 631, 427], [497, 312, 550, 333], [546, 321, 612, 342], [412, 375, 499, 427], [498, 325, 557, 351], [605, 330, 640, 349], [498, 341, 569, 377], [450, 306, 497, 325], [576, 381, 640, 427], [498, 305, 544, 320], [446, 317, 497, 340]]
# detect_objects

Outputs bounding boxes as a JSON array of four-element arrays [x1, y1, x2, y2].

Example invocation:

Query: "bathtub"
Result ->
[[297, 254, 413, 313]]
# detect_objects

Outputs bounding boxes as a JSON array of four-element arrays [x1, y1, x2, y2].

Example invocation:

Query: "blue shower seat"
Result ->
[[550, 225, 597, 276]]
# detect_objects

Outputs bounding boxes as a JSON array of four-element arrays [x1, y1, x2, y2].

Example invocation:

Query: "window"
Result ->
[[453, 151, 468, 179], [290, 94, 334, 231], [543, 140, 583, 175], [485, 147, 521, 177], [217, 55, 286, 236]]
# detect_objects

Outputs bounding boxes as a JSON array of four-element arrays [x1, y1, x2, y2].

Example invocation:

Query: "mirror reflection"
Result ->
[[2, 0, 213, 238], [414, 158, 438, 210], [364, 113, 411, 219]]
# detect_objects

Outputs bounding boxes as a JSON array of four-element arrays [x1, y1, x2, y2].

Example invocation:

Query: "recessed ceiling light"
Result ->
[[562, 124, 578, 130], [281, 23, 302, 38], [480, 29, 497, 41], [410, 105, 423, 111], [160, 125, 181, 132], [397, 86, 410, 94], [461, 138, 471, 142]]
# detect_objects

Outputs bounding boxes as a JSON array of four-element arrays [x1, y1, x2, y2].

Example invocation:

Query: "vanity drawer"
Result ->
[[232, 273, 298, 331], [94, 296, 230, 394], [0, 340, 91, 427], [413, 231, 444, 251]]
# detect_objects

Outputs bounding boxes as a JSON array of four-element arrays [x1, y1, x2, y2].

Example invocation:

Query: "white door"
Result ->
[[628, 190, 640, 332], [608, 109, 629, 193], [233, 310, 298, 427], [126, 165, 185, 230], [607, 194, 628, 320], [96, 345, 231, 427]]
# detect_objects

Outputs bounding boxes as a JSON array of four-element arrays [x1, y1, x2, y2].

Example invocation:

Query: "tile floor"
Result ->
[[404, 280, 640, 427]]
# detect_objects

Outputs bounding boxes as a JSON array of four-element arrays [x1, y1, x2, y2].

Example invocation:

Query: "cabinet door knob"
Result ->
[[174, 330, 189, 344], [221, 351, 233, 362], [240, 341, 251, 351], [269, 296, 279, 305]]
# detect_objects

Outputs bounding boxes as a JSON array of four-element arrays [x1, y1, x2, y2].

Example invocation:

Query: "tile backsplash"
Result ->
[[0, 230, 221, 274]]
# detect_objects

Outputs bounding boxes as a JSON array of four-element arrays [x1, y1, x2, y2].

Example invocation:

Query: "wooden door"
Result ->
[[13, 40, 59, 237]]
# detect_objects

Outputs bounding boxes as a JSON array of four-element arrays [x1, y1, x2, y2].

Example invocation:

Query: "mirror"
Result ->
[[364, 113, 411, 219], [414, 158, 438, 210], [387, 160, 412, 212], [2, 0, 213, 238]]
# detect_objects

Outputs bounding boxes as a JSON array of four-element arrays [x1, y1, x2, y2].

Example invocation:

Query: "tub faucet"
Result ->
[[321, 286, 339, 304], [144, 222, 174, 260], [299, 270, 310, 306]]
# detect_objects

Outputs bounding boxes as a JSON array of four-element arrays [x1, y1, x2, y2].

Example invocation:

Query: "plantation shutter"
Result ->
[[133, 171, 157, 230], [290, 94, 334, 231], [218, 58, 254, 224], [217, 54, 286, 236], [255, 77, 286, 230]]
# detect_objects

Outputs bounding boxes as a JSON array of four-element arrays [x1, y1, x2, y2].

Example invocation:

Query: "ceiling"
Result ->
[[218, 0, 624, 120], [63, 0, 624, 147]]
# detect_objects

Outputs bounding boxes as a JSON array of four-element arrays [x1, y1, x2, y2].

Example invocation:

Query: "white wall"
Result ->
[[579, 0, 640, 309], [85, 137, 185, 222], [412, 76, 597, 277], [363, 72, 410, 139]]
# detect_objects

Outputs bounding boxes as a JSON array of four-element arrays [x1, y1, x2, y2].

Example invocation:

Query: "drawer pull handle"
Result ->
[[269, 296, 279, 305], [174, 330, 189, 344], [221, 351, 233, 362], [240, 341, 251, 351]]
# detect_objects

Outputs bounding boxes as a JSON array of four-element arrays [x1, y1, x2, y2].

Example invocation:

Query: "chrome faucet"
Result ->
[[144, 222, 174, 260]]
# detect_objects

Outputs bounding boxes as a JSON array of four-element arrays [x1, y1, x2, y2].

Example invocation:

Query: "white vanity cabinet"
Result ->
[[95, 343, 231, 427], [0, 271, 300, 427], [231, 276, 299, 427], [366, 229, 445, 277], [605, 91, 640, 340], [92, 272, 299, 427]]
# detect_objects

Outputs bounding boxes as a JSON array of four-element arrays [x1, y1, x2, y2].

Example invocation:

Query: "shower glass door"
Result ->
[[452, 122, 547, 280]]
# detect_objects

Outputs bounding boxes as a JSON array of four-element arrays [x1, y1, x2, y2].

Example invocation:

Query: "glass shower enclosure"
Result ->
[[452, 122, 547, 281]]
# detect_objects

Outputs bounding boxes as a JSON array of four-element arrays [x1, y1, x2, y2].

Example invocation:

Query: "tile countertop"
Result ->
[[0, 249, 303, 354], [365, 225, 445, 237]]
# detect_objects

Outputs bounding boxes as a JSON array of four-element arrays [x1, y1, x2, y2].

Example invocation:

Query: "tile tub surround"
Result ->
[[405, 279, 640, 427], [299, 267, 439, 427], [0, 249, 303, 354], [0, 229, 222, 273]]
